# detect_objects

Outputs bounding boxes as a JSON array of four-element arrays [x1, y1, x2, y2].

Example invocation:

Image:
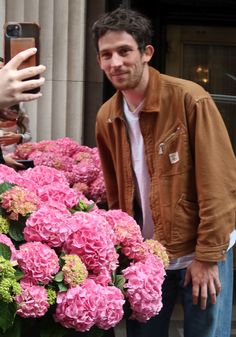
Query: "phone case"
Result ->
[[4, 22, 40, 93], [16, 159, 34, 169]]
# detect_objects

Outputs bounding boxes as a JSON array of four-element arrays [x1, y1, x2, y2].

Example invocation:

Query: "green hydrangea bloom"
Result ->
[[0, 256, 21, 303], [47, 288, 57, 305], [62, 254, 88, 287], [0, 215, 10, 234]]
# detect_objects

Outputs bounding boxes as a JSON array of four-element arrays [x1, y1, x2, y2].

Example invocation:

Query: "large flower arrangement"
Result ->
[[0, 138, 169, 337], [13, 137, 106, 205]]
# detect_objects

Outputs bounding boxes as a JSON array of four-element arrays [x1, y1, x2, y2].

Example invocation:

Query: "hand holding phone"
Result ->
[[0, 48, 45, 108], [4, 22, 41, 94], [16, 159, 34, 169]]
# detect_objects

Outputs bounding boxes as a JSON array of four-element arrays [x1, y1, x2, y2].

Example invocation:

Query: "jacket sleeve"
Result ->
[[187, 94, 236, 261], [95, 115, 120, 210]]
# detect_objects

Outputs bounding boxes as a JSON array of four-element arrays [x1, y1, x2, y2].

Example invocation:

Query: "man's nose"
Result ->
[[110, 53, 122, 67]]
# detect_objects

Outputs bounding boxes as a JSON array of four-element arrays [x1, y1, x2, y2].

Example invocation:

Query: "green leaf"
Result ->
[[9, 221, 24, 242], [114, 274, 126, 293], [58, 252, 66, 265], [0, 301, 16, 333], [1, 316, 21, 337], [0, 207, 6, 217], [0, 182, 15, 195], [57, 283, 68, 292], [70, 200, 95, 213], [54, 271, 64, 283], [14, 268, 24, 281], [85, 203, 95, 212], [0, 243, 11, 260]]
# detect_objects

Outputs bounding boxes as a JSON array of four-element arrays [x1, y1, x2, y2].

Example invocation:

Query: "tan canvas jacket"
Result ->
[[96, 66, 236, 262]]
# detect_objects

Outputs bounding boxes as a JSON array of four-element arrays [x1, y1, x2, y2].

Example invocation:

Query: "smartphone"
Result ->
[[3, 22, 40, 93], [16, 159, 34, 169]]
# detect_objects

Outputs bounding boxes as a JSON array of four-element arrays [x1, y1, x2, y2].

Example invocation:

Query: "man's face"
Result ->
[[97, 31, 150, 91]]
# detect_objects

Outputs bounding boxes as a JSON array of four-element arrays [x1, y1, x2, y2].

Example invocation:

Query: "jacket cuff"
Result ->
[[195, 243, 229, 262]]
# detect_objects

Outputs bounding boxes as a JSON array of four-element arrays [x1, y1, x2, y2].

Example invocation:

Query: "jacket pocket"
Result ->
[[157, 124, 193, 176], [172, 194, 199, 242]]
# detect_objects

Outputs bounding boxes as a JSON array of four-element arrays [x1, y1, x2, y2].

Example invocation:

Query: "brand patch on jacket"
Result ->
[[169, 152, 179, 164]]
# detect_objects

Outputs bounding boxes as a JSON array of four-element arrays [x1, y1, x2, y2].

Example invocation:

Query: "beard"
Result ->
[[107, 65, 144, 91]]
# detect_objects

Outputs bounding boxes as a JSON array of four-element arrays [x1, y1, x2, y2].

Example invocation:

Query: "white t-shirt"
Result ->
[[123, 98, 154, 239]]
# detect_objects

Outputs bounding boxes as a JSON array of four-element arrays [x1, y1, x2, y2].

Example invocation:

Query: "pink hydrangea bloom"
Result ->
[[95, 285, 125, 330], [14, 142, 38, 159], [20, 165, 68, 188], [15, 282, 49, 318], [1, 186, 40, 220], [123, 254, 166, 322], [0, 233, 17, 261], [7, 175, 39, 195], [54, 137, 81, 157], [37, 183, 78, 208], [65, 159, 99, 185], [99, 209, 143, 247], [122, 241, 149, 261], [30, 151, 75, 172], [91, 148, 102, 168], [72, 182, 89, 195], [87, 171, 106, 204], [17, 242, 60, 284], [72, 146, 93, 162], [0, 165, 21, 186], [63, 212, 118, 274], [54, 279, 101, 332], [24, 205, 73, 248], [89, 267, 112, 286], [13, 138, 107, 204]]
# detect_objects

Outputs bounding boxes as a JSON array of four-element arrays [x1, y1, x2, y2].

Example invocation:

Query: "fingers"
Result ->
[[200, 284, 208, 310], [4, 48, 38, 69], [15, 91, 43, 103], [191, 278, 221, 310], [18, 76, 46, 92], [214, 277, 221, 295], [17, 64, 46, 81], [184, 269, 191, 287], [191, 282, 200, 306]]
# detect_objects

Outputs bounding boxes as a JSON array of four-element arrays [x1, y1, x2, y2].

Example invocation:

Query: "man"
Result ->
[[0, 48, 45, 168], [92, 7, 236, 337]]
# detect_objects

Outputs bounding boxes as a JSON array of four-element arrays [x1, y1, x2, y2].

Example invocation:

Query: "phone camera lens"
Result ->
[[6, 24, 21, 37]]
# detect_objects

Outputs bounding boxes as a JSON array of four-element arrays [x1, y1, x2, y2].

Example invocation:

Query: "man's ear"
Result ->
[[142, 45, 154, 62]]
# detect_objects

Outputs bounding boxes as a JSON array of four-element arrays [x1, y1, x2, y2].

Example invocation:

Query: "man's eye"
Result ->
[[118, 48, 132, 56], [100, 53, 111, 60]]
